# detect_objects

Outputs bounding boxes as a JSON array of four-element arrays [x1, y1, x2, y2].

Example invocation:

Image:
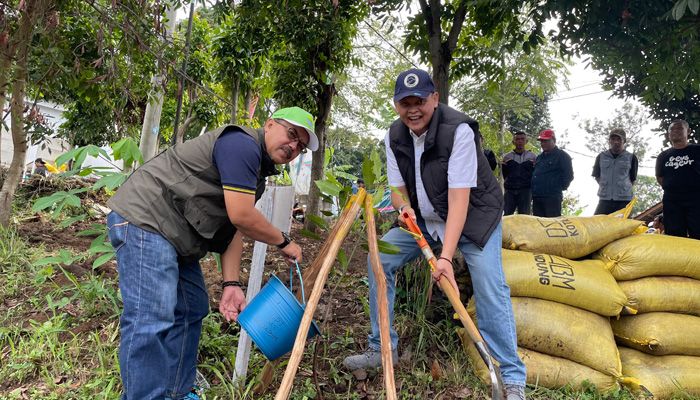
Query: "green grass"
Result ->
[[1, 225, 699, 400]]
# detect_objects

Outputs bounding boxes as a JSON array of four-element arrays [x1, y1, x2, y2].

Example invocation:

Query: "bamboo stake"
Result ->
[[255, 198, 358, 395], [274, 190, 366, 400], [297, 197, 355, 302], [365, 194, 397, 400]]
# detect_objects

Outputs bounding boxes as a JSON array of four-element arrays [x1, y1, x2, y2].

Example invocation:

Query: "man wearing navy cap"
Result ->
[[343, 69, 527, 399], [531, 129, 573, 217]]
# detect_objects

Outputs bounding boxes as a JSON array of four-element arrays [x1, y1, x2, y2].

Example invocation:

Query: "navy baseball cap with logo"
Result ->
[[393, 68, 435, 102]]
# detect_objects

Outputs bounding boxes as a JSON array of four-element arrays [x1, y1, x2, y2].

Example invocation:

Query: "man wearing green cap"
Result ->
[[106, 106, 318, 400]]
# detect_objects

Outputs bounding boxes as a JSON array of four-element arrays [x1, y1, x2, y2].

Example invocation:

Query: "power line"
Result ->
[[363, 20, 419, 69], [549, 90, 610, 102], [556, 81, 600, 93]]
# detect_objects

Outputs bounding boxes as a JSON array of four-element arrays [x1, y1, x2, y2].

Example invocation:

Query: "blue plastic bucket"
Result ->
[[238, 274, 320, 361]]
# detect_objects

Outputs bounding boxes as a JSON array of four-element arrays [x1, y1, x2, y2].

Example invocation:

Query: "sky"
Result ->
[[547, 60, 665, 215]]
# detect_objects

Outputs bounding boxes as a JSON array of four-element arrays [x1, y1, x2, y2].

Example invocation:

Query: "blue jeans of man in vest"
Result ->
[[107, 212, 209, 400], [366, 220, 526, 386]]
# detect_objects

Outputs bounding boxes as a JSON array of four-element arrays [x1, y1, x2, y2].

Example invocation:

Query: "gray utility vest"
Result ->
[[597, 150, 634, 201], [388, 104, 503, 248], [108, 125, 277, 259]]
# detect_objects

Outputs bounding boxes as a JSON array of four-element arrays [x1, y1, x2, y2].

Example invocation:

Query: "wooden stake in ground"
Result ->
[[365, 194, 397, 400], [254, 194, 361, 395], [274, 190, 366, 400]]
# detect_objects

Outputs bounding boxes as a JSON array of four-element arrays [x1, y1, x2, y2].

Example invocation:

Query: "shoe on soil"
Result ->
[[342, 349, 398, 371], [504, 384, 526, 400]]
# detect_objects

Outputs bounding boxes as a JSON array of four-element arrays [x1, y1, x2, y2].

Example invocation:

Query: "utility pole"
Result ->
[[138, 4, 177, 164]]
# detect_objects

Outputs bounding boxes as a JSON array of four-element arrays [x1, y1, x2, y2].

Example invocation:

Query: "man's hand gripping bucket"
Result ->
[[238, 261, 320, 361]]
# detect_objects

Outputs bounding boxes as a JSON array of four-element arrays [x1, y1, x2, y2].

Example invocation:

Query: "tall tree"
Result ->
[[578, 102, 653, 162], [252, 0, 369, 230], [0, 0, 54, 226], [455, 39, 564, 152], [480, 0, 700, 138], [372, 1, 539, 104]]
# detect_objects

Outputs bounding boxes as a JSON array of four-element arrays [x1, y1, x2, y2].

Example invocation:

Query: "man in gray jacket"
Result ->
[[106, 107, 317, 399], [592, 128, 638, 215]]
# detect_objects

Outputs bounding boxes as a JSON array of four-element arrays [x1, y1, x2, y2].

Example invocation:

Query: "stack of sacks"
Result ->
[[462, 215, 643, 392], [595, 234, 700, 398]]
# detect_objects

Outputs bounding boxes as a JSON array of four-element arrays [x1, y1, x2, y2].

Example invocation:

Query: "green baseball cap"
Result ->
[[271, 107, 319, 151]]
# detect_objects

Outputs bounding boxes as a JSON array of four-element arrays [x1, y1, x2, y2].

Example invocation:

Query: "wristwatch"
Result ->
[[276, 231, 292, 249]]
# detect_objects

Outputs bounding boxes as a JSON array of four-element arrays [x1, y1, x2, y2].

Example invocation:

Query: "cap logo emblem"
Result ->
[[404, 73, 419, 88]]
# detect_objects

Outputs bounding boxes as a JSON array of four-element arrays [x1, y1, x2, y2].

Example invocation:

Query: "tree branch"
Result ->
[[447, 1, 467, 53]]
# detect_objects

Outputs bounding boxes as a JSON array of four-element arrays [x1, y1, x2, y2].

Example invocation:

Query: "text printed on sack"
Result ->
[[534, 253, 575, 290], [537, 218, 579, 238]]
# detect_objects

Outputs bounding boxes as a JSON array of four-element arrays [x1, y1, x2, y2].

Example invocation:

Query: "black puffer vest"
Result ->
[[388, 104, 503, 248]]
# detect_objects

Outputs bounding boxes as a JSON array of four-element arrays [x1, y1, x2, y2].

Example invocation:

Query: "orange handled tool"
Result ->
[[401, 211, 505, 400]]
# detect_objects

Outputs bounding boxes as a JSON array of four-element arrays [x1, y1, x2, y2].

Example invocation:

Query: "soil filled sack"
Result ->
[[468, 297, 621, 376], [618, 277, 700, 316], [459, 333, 620, 392], [620, 347, 700, 399], [611, 313, 700, 356], [502, 215, 641, 259], [595, 234, 700, 280], [502, 249, 632, 316]]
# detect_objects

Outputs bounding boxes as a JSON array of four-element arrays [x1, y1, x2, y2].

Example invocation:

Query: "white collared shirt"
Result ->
[[385, 123, 477, 241]]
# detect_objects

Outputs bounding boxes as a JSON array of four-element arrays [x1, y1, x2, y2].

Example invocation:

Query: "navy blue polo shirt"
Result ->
[[212, 129, 261, 194]]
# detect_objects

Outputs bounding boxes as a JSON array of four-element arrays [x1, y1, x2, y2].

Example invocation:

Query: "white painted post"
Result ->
[[233, 185, 295, 382]]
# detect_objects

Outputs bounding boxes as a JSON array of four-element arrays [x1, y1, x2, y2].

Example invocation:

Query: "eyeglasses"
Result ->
[[276, 119, 308, 154]]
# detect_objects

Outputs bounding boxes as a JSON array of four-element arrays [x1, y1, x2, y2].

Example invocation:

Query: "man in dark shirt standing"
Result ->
[[656, 119, 700, 239], [592, 128, 638, 214], [531, 129, 574, 217], [502, 131, 536, 215]]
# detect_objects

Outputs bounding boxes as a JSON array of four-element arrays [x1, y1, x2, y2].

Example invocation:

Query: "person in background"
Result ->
[[34, 158, 48, 177], [592, 128, 638, 215], [106, 106, 317, 399], [480, 133, 498, 171], [655, 119, 700, 239], [531, 129, 573, 217], [351, 179, 365, 194], [502, 131, 536, 215], [342, 68, 526, 400]]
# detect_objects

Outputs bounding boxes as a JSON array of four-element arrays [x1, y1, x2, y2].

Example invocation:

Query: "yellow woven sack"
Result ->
[[595, 234, 700, 280], [502, 215, 642, 259], [459, 333, 620, 392], [618, 277, 700, 316], [468, 297, 621, 376], [620, 347, 700, 399], [611, 313, 700, 356], [608, 199, 637, 219], [502, 249, 632, 316]]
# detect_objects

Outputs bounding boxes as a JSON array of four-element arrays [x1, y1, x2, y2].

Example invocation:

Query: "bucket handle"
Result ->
[[289, 260, 306, 306]]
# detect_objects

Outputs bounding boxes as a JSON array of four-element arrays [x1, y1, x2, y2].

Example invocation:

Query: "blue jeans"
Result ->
[[367, 221, 526, 386], [107, 212, 210, 399]]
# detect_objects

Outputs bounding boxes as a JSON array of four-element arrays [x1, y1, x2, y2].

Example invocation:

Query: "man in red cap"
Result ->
[[531, 129, 573, 217]]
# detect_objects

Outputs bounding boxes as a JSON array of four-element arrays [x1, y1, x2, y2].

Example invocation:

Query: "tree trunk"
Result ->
[[303, 82, 333, 232], [230, 75, 240, 124], [138, 5, 177, 164], [243, 88, 252, 120], [433, 49, 451, 104], [0, 0, 50, 227], [0, 57, 10, 166], [420, 0, 466, 105], [176, 113, 196, 144]]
